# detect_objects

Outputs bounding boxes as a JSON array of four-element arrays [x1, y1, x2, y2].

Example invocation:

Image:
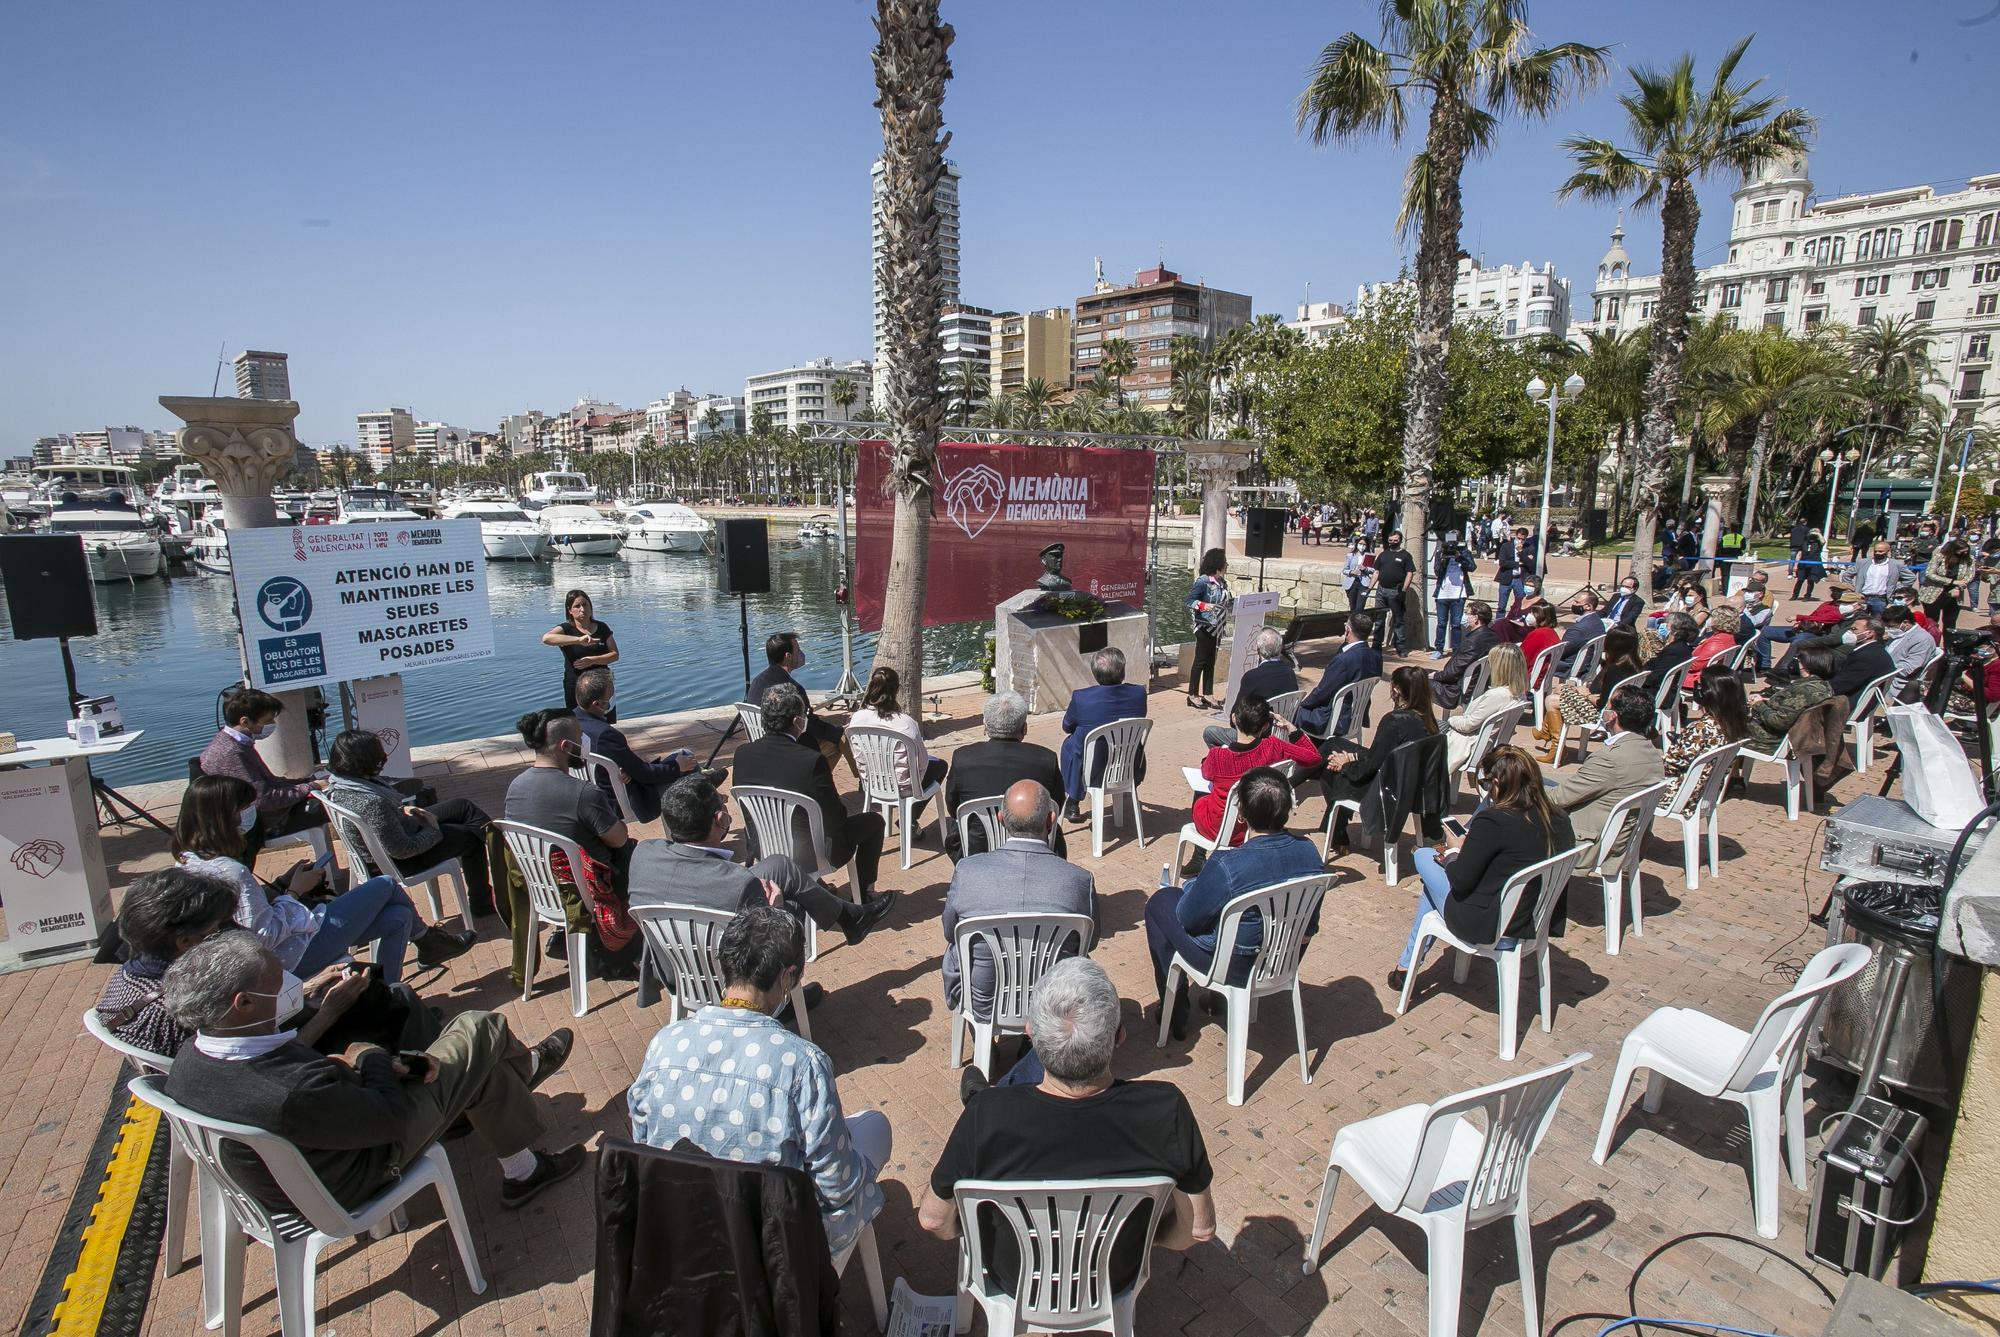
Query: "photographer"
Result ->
[[1431, 531, 1476, 659]]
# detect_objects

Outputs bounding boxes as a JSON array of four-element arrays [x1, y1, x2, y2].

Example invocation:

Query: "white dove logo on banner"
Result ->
[[941, 463, 1006, 540]]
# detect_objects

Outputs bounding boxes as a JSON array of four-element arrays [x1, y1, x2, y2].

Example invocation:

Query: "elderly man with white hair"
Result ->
[[1204, 627, 1296, 747], [945, 692, 1069, 859], [918, 957, 1217, 1293]]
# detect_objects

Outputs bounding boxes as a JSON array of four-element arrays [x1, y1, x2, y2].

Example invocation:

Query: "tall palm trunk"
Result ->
[[1631, 178, 1699, 601], [871, 0, 954, 703], [1741, 411, 1776, 539], [1610, 420, 1632, 533]]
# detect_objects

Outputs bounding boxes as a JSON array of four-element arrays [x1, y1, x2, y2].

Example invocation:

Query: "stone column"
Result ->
[[1698, 473, 1730, 575], [1186, 440, 1255, 563], [160, 396, 316, 778]]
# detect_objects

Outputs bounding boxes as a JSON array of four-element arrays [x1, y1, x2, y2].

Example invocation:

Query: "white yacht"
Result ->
[[440, 497, 554, 561], [537, 503, 625, 557], [523, 469, 597, 509], [188, 513, 232, 574], [334, 487, 425, 524], [618, 502, 713, 553], [31, 461, 150, 517], [47, 496, 164, 582], [154, 464, 219, 510], [796, 514, 836, 541]]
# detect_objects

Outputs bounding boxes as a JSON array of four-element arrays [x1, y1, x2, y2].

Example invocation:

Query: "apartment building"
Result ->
[[871, 158, 961, 411], [745, 359, 870, 431], [355, 408, 415, 469], [1354, 258, 1572, 342], [1071, 265, 1252, 409], [989, 306, 1072, 398], [233, 350, 291, 401]]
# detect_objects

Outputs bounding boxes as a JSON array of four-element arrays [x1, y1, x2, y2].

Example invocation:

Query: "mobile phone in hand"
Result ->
[[311, 849, 336, 871], [1443, 817, 1466, 837]]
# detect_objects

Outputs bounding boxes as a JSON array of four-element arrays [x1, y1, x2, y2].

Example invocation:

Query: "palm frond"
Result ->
[[1297, 33, 1406, 143]]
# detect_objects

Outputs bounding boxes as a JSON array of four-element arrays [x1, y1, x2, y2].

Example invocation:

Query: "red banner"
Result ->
[[854, 440, 1155, 631]]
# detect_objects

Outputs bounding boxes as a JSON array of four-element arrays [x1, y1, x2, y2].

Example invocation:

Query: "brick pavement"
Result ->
[[1, 579, 1899, 1337]]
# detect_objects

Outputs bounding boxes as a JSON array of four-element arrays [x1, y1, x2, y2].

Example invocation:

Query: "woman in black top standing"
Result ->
[[1186, 548, 1231, 709], [1322, 665, 1437, 849], [542, 588, 620, 712], [1389, 744, 1574, 991]]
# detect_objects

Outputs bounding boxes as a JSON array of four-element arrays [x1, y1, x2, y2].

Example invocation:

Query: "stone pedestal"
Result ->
[[1188, 440, 1256, 560], [995, 598, 1147, 715], [1698, 473, 1730, 569]]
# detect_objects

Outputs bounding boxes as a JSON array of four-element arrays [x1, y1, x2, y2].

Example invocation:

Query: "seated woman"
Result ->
[[1192, 695, 1323, 847], [174, 773, 471, 984], [1665, 665, 1752, 793], [1323, 666, 1438, 850], [1445, 644, 1528, 774], [1747, 643, 1836, 752], [94, 867, 435, 1057], [855, 666, 946, 817], [1388, 745, 1575, 992], [1519, 604, 1562, 690], [1688, 606, 1742, 674], [326, 728, 497, 917]]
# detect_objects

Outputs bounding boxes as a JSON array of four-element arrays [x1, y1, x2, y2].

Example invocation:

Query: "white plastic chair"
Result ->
[[493, 819, 594, 1017], [574, 735, 642, 826], [1722, 637, 1756, 675], [1323, 733, 1445, 885], [954, 792, 1006, 857], [1267, 689, 1304, 727], [1527, 644, 1563, 722], [1567, 632, 1608, 688], [734, 700, 767, 742], [1592, 942, 1872, 1239], [630, 902, 813, 1042], [1739, 729, 1816, 821], [1155, 872, 1337, 1106], [1654, 739, 1744, 890], [321, 796, 472, 929], [1651, 660, 1694, 738], [1584, 781, 1669, 956], [1451, 700, 1528, 795], [262, 824, 332, 866], [1450, 659, 1489, 717], [733, 784, 861, 898], [1302, 1053, 1592, 1337], [1078, 717, 1151, 858], [1169, 779, 1243, 877], [129, 1073, 485, 1337], [848, 723, 942, 871], [1396, 843, 1591, 1060], [953, 1177, 1175, 1337], [948, 911, 1094, 1078], [1844, 670, 1900, 771]]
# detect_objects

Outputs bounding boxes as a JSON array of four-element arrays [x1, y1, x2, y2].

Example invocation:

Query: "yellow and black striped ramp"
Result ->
[[22, 1067, 170, 1337]]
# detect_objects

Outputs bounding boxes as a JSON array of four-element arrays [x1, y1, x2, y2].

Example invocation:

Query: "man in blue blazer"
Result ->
[[1290, 611, 1383, 740], [1058, 647, 1148, 821], [1604, 576, 1645, 629]]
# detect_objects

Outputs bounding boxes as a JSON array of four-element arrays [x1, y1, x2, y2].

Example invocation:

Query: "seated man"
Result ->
[[161, 932, 580, 1212], [942, 781, 1096, 1033], [1291, 611, 1382, 739], [628, 776, 893, 944], [504, 708, 642, 980], [943, 692, 1068, 859], [572, 667, 715, 825], [1829, 614, 1897, 702], [1555, 590, 1608, 674], [1144, 767, 1323, 1037], [199, 686, 326, 851], [1881, 604, 1934, 703], [1058, 648, 1148, 823], [628, 907, 889, 1261], [1202, 628, 1296, 747], [918, 957, 1216, 1294], [1604, 576, 1646, 629], [746, 631, 847, 775], [733, 684, 886, 898], [1430, 599, 1498, 709], [1551, 688, 1665, 849]]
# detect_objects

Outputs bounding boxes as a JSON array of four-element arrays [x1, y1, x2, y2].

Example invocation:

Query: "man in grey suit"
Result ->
[[941, 780, 1097, 1025], [1550, 688, 1664, 850], [628, 777, 895, 945]]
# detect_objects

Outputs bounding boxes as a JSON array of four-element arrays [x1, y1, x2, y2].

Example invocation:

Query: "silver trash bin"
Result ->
[[1814, 881, 1978, 1103]]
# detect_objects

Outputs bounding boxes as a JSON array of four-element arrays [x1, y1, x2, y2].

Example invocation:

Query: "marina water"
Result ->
[[0, 540, 1194, 789]]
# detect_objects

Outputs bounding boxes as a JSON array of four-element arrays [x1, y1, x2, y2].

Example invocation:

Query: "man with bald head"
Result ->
[[940, 779, 1097, 1039]]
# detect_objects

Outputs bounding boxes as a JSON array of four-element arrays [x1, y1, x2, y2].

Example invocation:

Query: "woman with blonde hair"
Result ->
[[1444, 643, 1527, 773], [1388, 744, 1575, 991]]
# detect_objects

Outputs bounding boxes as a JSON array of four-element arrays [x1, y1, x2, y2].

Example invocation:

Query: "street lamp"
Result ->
[[1526, 373, 1586, 577], [1821, 445, 1860, 540]]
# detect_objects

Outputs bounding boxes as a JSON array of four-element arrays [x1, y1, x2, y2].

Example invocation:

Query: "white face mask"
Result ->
[[238, 805, 260, 834], [1842, 630, 1859, 646], [214, 973, 306, 1033], [243, 721, 277, 741]]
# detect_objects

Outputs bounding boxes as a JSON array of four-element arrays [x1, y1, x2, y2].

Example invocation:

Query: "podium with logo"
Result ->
[[0, 735, 125, 969]]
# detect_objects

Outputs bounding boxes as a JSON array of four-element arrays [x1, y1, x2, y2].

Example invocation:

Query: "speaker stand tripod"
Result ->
[[58, 637, 171, 835]]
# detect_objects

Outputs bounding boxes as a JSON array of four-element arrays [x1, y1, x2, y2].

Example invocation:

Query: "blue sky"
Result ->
[[3, 0, 1995, 448]]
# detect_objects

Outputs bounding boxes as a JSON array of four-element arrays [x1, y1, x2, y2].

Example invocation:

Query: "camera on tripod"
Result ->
[[1947, 628, 1994, 657]]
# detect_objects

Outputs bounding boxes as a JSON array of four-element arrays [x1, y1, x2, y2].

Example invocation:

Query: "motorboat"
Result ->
[[188, 514, 231, 574], [334, 487, 425, 524], [796, 514, 836, 541], [155, 464, 219, 511], [537, 503, 625, 557], [304, 490, 339, 525], [46, 494, 164, 582], [275, 491, 312, 523], [523, 468, 597, 509], [440, 496, 554, 561], [618, 502, 713, 553], [30, 461, 149, 518]]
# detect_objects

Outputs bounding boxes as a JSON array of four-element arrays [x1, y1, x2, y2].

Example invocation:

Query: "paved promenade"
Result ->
[[0, 562, 1917, 1336]]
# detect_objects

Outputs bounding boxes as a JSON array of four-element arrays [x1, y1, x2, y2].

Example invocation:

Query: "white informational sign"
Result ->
[[352, 674, 413, 778], [0, 758, 112, 962], [226, 521, 493, 693], [1221, 589, 1282, 717]]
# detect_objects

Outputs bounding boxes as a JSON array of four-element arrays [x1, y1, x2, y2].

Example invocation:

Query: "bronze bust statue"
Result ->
[[1036, 542, 1072, 593]]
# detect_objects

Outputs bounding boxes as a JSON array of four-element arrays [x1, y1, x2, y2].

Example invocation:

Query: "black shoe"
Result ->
[[499, 1145, 586, 1209], [1063, 802, 1084, 824], [1386, 968, 1408, 993], [1146, 1001, 1188, 1043], [960, 1065, 991, 1106], [528, 1027, 574, 1091], [842, 892, 897, 945], [800, 982, 826, 1010], [544, 929, 568, 961], [414, 927, 475, 968]]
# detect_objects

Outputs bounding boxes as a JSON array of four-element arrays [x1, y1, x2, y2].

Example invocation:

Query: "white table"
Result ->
[[0, 728, 146, 771]]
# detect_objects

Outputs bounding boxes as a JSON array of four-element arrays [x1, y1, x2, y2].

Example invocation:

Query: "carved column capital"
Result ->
[[159, 396, 301, 496]]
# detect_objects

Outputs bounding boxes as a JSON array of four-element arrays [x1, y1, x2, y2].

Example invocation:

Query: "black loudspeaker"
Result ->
[[1586, 508, 1609, 542], [1244, 507, 1287, 560], [716, 518, 771, 596], [0, 534, 97, 640]]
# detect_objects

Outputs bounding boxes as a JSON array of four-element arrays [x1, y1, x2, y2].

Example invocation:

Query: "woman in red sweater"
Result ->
[[1193, 695, 1323, 845]]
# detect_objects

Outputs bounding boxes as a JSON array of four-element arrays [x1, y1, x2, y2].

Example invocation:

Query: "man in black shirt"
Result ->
[[918, 957, 1215, 1294], [746, 631, 848, 775], [1371, 531, 1418, 655]]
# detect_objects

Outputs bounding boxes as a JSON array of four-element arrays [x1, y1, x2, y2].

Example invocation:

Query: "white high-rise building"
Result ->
[[939, 304, 994, 409], [688, 394, 745, 437], [871, 157, 960, 412], [746, 359, 871, 431], [413, 421, 474, 463], [233, 350, 291, 401], [1578, 155, 1999, 429], [356, 408, 415, 470], [646, 390, 697, 444], [1355, 258, 1572, 342]]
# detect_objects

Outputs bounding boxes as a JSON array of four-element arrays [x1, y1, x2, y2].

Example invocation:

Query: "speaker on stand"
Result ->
[[708, 518, 773, 767], [1243, 506, 1287, 590]]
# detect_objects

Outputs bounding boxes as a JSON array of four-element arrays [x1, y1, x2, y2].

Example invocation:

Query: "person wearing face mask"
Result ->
[[1792, 529, 1827, 600], [570, 667, 718, 827], [1848, 542, 1912, 617], [746, 630, 851, 776], [1605, 577, 1645, 629], [199, 686, 330, 855], [174, 774, 466, 984], [327, 728, 499, 918], [162, 932, 583, 1213], [1828, 614, 1897, 702], [1371, 530, 1418, 654], [1878, 604, 1936, 702]]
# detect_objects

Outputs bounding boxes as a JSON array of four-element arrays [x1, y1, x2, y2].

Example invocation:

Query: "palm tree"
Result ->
[[1575, 328, 1649, 531], [1704, 327, 1845, 538], [1301, 1, 1607, 583], [1099, 336, 1136, 406], [326, 445, 356, 489], [831, 375, 860, 421], [1559, 35, 1813, 600], [871, 0, 953, 702], [1017, 377, 1057, 429], [947, 359, 989, 425]]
